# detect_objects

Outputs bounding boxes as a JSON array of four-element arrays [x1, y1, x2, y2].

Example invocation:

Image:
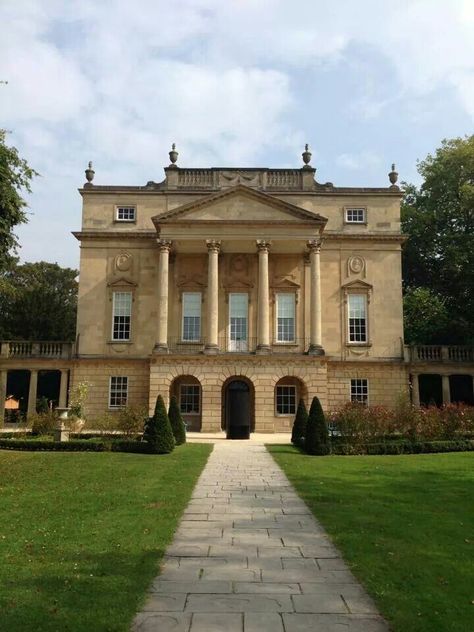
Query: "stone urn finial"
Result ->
[[169, 143, 178, 167], [85, 161, 95, 184], [302, 143, 312, 167], [388, 163, 399, 187]]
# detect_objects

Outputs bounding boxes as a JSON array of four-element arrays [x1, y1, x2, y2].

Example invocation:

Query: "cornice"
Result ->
[[72, 230, 156, 241]]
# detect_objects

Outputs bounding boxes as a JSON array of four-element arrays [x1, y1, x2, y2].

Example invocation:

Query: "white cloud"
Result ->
[[0, 0, 473, 266]]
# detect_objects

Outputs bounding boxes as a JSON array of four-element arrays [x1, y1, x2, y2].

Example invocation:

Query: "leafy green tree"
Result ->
[[0, 129, 38, 271], [143, 395, 175, 454], [168, 396, 186, 445], [0, 261, 78, 340], [305, 396, 330, 456], [291, 398, 308, 445], [402, 135, 474, 343], [403, 287, 449, 344]]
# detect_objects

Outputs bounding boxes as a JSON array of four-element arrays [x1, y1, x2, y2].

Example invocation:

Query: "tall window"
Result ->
[[345, 208, 366, 223], [276, 385, 296, 414], [348, 294, 367, 343], [229, 293, 248, 351], [109, 376, 128, 408], [182, 292, 201, 341], [179, 384, 200, 414], [276, 293, 295, 342], [351, 379, 368, 404], [112, 292, 132, 340]]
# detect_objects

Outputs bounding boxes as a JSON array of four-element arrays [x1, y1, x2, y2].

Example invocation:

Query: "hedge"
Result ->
[[0, 438, 155, 453], [331, 439, 474, 455]]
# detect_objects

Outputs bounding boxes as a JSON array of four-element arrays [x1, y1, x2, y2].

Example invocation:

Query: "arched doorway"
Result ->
[[222, 377, 255, 439]]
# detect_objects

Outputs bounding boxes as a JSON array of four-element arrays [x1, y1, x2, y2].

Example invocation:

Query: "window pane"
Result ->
[[276, 385, 296, 414], [277, 294, 295, 342], [351, 379, 368, 404], [109, 376, 128, 408], [179, 384, 200, 413], [116, 207, 136, 221], [113, 292, 132, 340], [182, 292, 201, 341], [229, 294, 248, 350], [348, 294, 367, 342], [346, 208, 365, 223]]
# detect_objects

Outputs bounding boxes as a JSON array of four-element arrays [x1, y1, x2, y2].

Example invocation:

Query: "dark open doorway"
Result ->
[[222, 378, 254, 439]]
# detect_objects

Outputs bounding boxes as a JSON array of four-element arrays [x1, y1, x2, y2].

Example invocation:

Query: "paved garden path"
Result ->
[[132, 443, 388, 632]]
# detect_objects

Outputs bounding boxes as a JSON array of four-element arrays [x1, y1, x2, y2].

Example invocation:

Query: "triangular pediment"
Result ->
[[107, 277, 137, 288], [152, 185, 327, 226], [341, 279, 373, 291]]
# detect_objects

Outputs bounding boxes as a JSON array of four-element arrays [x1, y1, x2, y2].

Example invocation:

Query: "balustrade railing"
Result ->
[[166, 337, 310, 354], [410, 345, 474, 363], [178, 169, 214, 188], [0, 341, 73, 359], [266, 170, 302, 189]]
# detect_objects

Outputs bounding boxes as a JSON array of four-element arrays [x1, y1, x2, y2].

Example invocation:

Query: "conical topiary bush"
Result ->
[[168, 395, 186, 445], [305, 395, 330, 455], [291, 398, 308, 446], [143, 394, 175, 454]]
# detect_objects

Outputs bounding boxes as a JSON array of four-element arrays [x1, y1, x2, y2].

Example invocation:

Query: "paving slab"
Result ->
[[131, 442, 388, 631]]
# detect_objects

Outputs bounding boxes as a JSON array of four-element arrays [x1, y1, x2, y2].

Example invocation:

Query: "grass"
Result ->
[[268, 446, 474, 632], [0, 445, 212, 631]]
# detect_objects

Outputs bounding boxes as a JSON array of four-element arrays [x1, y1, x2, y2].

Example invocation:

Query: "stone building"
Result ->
[[71, 145, 407, 436], [1, 146, 472, 432]]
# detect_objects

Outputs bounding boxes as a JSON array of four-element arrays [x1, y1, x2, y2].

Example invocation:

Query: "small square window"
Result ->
[[345, 208, 366, 223], [276, 385, 296, 415], [116, 206, 136, 222], [109, 376, 128, 408], [350, 379, 368, 404]]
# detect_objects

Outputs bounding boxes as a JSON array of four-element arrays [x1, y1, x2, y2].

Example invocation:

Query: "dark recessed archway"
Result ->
[[221, 376, 255, 439]]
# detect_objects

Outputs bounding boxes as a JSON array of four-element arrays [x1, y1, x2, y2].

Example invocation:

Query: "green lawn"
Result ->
[[0, 445, 212, 631], [269, 446, 474, 632]]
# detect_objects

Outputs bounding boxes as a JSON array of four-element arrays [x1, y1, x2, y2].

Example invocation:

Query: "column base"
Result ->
[[153, 343, 169, 354], [256, 345, 272, 355], [307, 344, 325, 356], [204, 344, 220, 355]]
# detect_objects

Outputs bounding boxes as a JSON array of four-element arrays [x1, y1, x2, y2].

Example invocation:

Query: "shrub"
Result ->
[[291, 398, 308, 445], [168, 396, 186, 445], [305, 396, 330, 455], [117, 406, 147, 437], [143, 395, 175, 454], [90, 412, 118, 435], [30, 411, 58, 435]]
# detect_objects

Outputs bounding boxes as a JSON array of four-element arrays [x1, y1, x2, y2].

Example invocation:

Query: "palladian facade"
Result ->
[[70, 146, 408, 436]]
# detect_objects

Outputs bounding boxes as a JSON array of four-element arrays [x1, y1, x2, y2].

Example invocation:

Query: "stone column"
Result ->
[[0, 370, 7, 426], [205, 240, 221, 354], [307, 239, 325, 355], [442, 374, 451, 405], [59, 369, 69, 408], [256, 240, 272, 354], [27, 369, 38, 418], [411, 373, 420, 407], [154, 239, 172, 353]]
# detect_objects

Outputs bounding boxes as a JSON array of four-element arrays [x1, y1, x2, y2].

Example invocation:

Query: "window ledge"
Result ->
[[178, 341, 203, 345], [273, 342, 299, 347], [345, 342, 372, 348], [107, 340, 133, 344]]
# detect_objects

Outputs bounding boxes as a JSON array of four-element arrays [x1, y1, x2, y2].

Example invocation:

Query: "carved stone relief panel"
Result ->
[[108, 250, 135, 284], [219, 170, 261, 188], [176, 254, 207, 289], [347, 255, 366, 278]]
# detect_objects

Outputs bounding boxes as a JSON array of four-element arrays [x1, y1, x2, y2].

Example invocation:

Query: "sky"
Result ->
[[1, 0, 473, 269]]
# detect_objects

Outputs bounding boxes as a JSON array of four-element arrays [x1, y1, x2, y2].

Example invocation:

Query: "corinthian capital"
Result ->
[[307, 238, 323, 253], [256, 239, 271, 253], [157, 239, 172, 253], [206, 239, 221, 253]]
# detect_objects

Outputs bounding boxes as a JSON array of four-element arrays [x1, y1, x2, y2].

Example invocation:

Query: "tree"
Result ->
[[403, 287, 449, 344], [305, 396, 330, 456], [291, 398, 308, 445], [143, 395, 175, 454], [168, 396, 186, 445], [0, 261, 78, 340], [402, 135, 474, 343], [0, 129, 38, 270]]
